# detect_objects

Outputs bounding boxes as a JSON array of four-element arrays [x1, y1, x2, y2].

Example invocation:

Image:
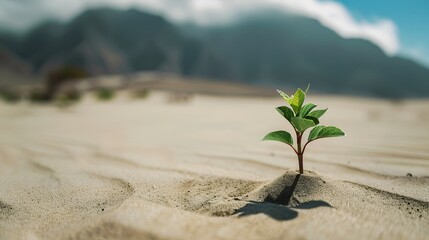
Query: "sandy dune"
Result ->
[[0, 91, 428, 239]]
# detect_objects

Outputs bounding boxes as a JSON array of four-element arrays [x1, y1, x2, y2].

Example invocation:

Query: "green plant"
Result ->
[[0, 90, 21, 103], [130, 89, 150, 99], [263, 86, 345, 174], [46, 66, 87, 99], [55, 89, 81, 108], [95, 88, 115, 101], [28, 89, 51, 103]]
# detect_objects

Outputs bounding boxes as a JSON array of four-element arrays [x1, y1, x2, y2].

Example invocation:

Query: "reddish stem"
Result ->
[[296, 131, 304, 174], [302, 140, 312, 154]]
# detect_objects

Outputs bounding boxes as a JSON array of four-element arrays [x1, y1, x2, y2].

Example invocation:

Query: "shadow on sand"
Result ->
[[233, 174, 332, 221], [233, 201, 299, 221], [265, 173, 301, 205]]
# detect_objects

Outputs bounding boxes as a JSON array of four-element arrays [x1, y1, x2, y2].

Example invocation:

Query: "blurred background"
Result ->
[[0, 0, 428, 101]]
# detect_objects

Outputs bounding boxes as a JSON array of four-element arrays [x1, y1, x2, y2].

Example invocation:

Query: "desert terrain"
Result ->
[[0, 88, 428, 240]]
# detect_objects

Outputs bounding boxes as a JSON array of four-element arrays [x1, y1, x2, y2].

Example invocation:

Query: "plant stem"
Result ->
[[298, 153, 303, 174], [302, 140, 312, 154], [296, 131, 304, 174]]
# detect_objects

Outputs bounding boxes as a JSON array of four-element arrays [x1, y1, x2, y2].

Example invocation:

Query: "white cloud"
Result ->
[[0, 0, 399, 55], [163, 0, 400, 55], [278, 0, 399, 55]]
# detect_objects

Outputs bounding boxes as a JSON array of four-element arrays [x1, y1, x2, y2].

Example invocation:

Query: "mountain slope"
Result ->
[[188, 14, 429, 97], [2, 8, 210, 76], [1, 8, 428, 98]]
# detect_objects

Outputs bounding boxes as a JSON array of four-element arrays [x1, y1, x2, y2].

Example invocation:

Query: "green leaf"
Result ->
[[291, 117, 316, 133], [305, 116, 319, 125], [307, 109, 327, 119], [308, 126, 324, 141], [277, 88, 306, 114], [304, 84, 310, 94], [262, 131, 293, 145], [276, 106, 294, 122], [277, 89, 290, 101], [308, 126, 345, 141], [289, 88, 306, 114], [299, 103, 317, 117]]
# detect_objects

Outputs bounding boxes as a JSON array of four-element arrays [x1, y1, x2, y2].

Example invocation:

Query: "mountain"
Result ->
[[0, 8, 216, 76], [1, 8, 429, 98], [0, 45, 31, 74], [0, 43, 38, 88], [186, 13, 429, 98]]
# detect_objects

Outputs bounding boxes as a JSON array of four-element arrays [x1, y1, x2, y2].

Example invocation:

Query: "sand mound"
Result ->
[[167, 171, 334, 221], [176, 177, 260, 217], [168, 170, 428, 230], [242, 170, 328, 206]]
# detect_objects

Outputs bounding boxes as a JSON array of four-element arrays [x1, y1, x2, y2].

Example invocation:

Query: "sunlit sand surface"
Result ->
[[0, 91, 428, 239]]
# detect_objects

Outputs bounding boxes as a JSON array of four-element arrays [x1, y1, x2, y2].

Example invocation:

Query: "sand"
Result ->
[[0, 91, 428, 240]]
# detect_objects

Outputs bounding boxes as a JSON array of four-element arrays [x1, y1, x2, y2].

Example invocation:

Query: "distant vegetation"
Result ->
[[28, 88, 51, 103], [55, 89, 81, 108], [95, 88, 115, 101], [263, 86, 345, 174], [46, 66, 87, 99], [20, 65, 87, 104], [130, 89, 150, 99], [0, 89, 21, 103]]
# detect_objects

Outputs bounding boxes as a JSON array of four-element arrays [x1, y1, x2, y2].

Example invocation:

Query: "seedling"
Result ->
[[263, 86, 345, 174]]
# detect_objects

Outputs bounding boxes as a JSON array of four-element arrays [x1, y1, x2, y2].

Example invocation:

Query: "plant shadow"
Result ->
[[233, 200, 332, 221], [294, 200, 332, 209], [265, 173, 301, 205], [233, 201, 298, 221], [233, 174, 332, 221]]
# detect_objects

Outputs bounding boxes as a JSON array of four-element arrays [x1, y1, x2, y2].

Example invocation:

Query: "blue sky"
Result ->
[[337, 0, 429, 66]]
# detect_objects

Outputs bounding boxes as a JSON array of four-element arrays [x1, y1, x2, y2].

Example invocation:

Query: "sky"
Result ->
[[0, 0, 428, 66], [336, 0, 429, 67]]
